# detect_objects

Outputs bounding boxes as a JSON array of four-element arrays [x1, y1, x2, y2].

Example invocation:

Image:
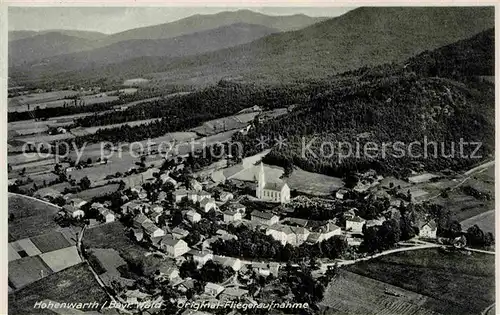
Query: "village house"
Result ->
[[132, 228, 144, 242], [121, 200, 147, 214], [155, 261, 180, 282], [366, 218, 385, 228], [250, 262, 280, 277], [158, 191, 167, 202], [189, 179, 203, 192], [172, 227, 190, 239], [143, 221, 165, 239], [219, 191, 234, 202], [223, 210, 242, 223], [62, 205, 85, 219], [152, 205, 164, 213], [133, 213, 152, 229], [265, 224, 310, 246], [98, 207, 115, 223], [336, 189, 348, 200], [314, 221, 342, 242], [251, 210, 280, 226], [160, 174, 177, 186], [157, 236, 190, 258], [186, 249, 213, 266], [213, 255, 242, 271], [176, 278, 196, 293], [200, 198, 217, 212], [255, 163, 290, 203], [219, 287, 249, 301], [148, 212, 162, 224], [174, 189, 189, 203], [204, 282, 225, 296], [346, 216, 366, 234], [227, 202, 246, 214], [194, 191, 212, 203], [417, 220, 437, 239], [68, 198, 87, 209], [185, 210, 201, 223]]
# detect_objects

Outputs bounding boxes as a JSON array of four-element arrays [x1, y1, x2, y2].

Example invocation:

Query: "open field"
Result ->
[[9, 256, 54, 289], [83, 221, 164, 276], [286, 168, 343, 196], [460, 210, 495, 235], [8, 194, 61, 242], [71, 183, 120, 200], [9, 93, 119, 112], [320, 270, 441, 315], [9, 263, 108, 314], [71, 118, 161, 136], [8, 90, 76, 107], [345, 249, 495, 315]]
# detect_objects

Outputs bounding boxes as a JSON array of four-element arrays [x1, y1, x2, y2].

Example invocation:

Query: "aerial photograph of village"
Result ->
[[6, 5, 495, 315]]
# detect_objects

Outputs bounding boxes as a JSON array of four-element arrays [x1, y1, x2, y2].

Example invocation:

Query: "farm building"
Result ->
[[250, 211, 280, 226], [346, 216, 366, 234]]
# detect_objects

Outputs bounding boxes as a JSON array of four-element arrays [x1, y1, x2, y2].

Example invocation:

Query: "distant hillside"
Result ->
[[25, 23, 279, 71], [406, 28, 494, 78], [67, 6, 494, 86], [8, 32, 99, 66], [100, 9, 326, 45], [63, 27, 494, 179], [9, 7, 494, 87], [9, 29, 107, 41]]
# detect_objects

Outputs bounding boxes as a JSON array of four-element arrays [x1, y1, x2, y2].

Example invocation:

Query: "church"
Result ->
[[255, 162, 291, 204]]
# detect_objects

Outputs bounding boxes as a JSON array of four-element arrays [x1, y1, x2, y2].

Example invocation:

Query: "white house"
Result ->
[[98, 207, 115, 223], [336, 189, 348, 200], [315, 222, 342, 242], [189, 179, 203, 192], [68, 198, 87, 209], [187, 249, 213, 266], [62, 205, 85, 219], [174, 189, 189, 203], [143, 221, 165, 238], [213, 255, 242, 271], [185, 210, 201, 223], [160, 237, 190, 258], [219, 191, 234, 202], [265, 225, 310, 246], [417, 220, 437, 239], [255, 163, 290, 204], [346, 216, 366, 234], [250, 210, 279, 226], [205, 282, 225, 296], [155, 261, 179, 282], [251, 262, 280, 277], [200, 198, 217, 213], [223, 210, 242, 223], [172, 227, 190, 239]]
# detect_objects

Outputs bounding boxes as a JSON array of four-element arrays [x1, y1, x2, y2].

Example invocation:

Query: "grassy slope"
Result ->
[[345, 249, 495, 315], [8, 194, 60, 242], [9, 263, 108, 314]]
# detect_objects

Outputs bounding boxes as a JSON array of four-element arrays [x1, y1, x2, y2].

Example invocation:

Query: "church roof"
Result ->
[[263, 182, 287, 191]]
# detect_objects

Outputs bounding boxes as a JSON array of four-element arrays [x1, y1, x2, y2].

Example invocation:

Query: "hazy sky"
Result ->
[[8, 7, 354, 34]]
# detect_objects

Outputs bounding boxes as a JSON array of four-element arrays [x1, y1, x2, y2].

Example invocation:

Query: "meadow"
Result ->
[[8, 263, 108, 314], [8, 193, 60, 242], [345, 248, 495, 315]]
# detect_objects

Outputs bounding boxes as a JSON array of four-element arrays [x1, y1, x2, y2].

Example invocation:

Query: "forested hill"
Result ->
[[10, 6, 494, 88], [236, 29, 495, 178], [407, 28, 494, 78], [55, 28, 494, 179]]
